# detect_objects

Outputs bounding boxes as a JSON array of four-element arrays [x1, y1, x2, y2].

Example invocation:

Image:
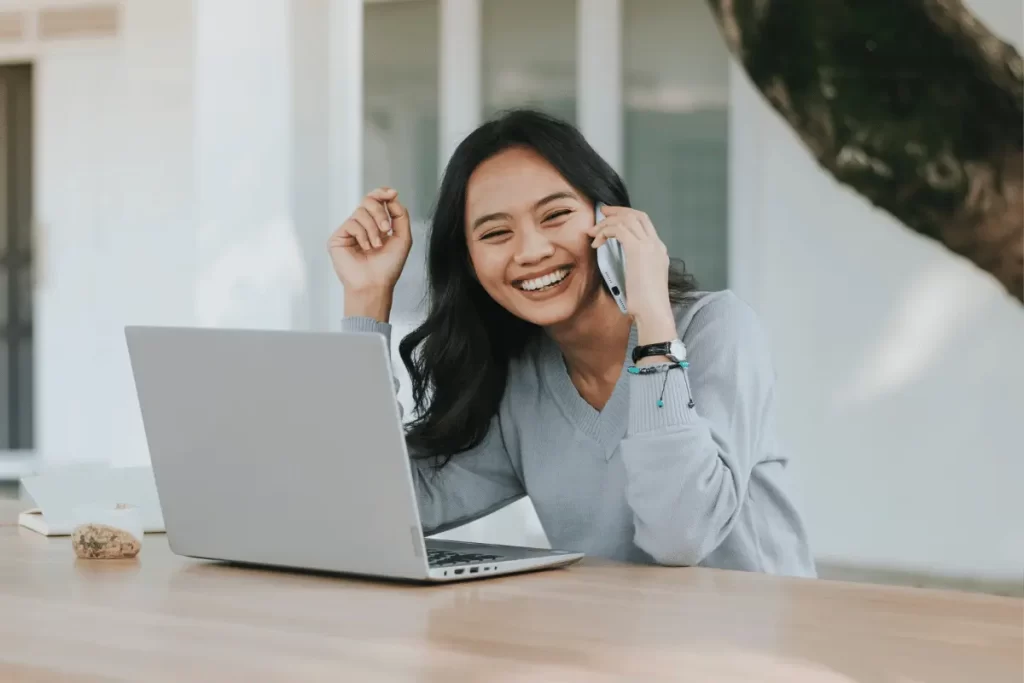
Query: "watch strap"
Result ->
[[632, 341, 674, 364]]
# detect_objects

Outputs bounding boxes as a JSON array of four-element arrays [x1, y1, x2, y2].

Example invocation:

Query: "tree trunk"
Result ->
[[707, 0, 1023, 303]]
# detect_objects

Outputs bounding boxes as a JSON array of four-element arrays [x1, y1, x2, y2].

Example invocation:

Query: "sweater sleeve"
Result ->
[[619, 293, 776, 566], [340, 316, 526, 536]]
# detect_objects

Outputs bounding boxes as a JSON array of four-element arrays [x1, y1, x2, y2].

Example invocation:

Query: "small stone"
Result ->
[[71, 523, 142, 559]]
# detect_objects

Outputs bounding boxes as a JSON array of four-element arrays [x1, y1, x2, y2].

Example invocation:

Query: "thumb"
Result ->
[[384, 194, 412, 242]]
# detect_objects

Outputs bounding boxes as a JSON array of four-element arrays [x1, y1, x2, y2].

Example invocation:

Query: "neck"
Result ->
[[546, 290, 632, 382]]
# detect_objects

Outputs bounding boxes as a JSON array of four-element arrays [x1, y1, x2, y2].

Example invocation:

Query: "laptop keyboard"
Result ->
[[427, 548, 505, 568]]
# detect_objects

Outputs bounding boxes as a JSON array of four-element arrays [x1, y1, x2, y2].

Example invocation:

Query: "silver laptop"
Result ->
[[124, 325, 583, 583]]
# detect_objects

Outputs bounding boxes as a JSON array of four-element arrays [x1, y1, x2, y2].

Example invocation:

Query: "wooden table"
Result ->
[[1, 500, 1021, 682]]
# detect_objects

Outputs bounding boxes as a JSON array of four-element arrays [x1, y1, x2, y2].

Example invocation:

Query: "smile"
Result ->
[[514, 267, 573, 292]]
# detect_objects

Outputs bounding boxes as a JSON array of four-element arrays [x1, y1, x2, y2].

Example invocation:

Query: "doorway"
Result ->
[[0, 63, 34, 451]]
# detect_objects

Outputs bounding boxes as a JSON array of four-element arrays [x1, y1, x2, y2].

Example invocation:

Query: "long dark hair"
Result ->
[[398, 109, 696, 462]]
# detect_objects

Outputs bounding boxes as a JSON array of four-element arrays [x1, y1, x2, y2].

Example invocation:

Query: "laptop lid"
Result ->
[[125, 326, 430, 580]]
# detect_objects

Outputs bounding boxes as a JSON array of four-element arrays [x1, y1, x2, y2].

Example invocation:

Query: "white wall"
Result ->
[[23, 0, 343, 470], [193, 0, 302, 333], [29, 0, 195, 469], [729, 0, 1024, 581]]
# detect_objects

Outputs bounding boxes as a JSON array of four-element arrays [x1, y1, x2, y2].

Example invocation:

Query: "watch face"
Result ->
[[668, 339, 686, 362]]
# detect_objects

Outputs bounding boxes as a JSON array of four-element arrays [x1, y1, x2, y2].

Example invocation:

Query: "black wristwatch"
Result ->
[[632, 339, 687, 364]]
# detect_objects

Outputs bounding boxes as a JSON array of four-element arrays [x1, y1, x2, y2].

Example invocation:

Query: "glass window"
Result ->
[[363, 0, 440, 325], [624, 0, 730, 290], [482, 0, 577, 122]]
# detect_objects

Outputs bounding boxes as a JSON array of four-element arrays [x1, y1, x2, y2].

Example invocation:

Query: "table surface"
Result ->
[[1, 499, 1021, 683]]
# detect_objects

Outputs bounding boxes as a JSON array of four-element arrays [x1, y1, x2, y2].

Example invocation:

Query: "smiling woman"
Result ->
[[326, 109, 815, 576], [391, 113, 696, 454]]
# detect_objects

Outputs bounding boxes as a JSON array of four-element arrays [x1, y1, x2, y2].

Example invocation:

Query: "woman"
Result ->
[[328, 109, 815, 577]]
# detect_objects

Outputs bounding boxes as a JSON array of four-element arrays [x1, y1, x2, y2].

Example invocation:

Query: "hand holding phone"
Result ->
[[594, 202, 628, 314]]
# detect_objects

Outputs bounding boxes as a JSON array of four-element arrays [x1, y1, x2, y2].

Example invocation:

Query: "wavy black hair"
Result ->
[[398, 109, 696, 462]]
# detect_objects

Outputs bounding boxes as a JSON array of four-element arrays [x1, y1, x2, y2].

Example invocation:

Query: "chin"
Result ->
[[513, 301, 580, 328]]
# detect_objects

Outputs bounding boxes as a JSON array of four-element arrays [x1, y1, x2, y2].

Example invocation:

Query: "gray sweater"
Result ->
[[343, 290, 816, 577]]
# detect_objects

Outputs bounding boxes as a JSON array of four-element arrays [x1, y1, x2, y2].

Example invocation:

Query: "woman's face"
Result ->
[[464, 146, 603, 328]]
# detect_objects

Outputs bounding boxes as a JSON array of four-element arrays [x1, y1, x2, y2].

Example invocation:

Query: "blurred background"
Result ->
[[0, 0, 1021, 594]]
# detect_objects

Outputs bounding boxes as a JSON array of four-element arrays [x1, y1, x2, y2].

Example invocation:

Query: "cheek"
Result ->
[[563, 216, 595, 251], [467, 246, 508, 289], [556, 224, 595, 265]]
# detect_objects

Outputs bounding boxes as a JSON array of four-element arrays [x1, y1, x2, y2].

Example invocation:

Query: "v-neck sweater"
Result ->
[[342, 290, 816, 577]]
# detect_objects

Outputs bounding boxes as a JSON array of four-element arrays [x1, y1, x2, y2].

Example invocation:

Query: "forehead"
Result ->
[[465, 147, 576, 218]]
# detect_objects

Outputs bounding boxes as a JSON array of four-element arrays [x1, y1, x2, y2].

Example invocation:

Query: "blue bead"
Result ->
[[679, 361, 689, 368], [627, 367, 640, 374], [656, 399, 664, 408]]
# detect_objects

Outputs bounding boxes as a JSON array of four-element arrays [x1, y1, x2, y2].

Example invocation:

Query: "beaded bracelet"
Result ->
[[627, 361, 696, 409]]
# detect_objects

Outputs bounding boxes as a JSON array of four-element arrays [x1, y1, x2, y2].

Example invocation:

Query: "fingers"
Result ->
[[590, 221, 635, 249], [634, 210, 657, 238], [328, 187, 411, 254], [621, 213, 647, 240], [588, 206, 665, 257], [588, 206, 660, 247], [357, 208, 387, 248], [326, 224, 359, 250], [587, 217, 614, 248], [588, 218, 642, 248], [367, 187, 411, 243], [367, 186, 397, 202], [599, 205, 656, 237], [350, 210, 378, 250], [383, 195, 411, 243], [360, 195, 393, 236]]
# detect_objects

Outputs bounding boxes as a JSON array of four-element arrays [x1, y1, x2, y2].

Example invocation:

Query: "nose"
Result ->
[[514, 224, 555, 266]]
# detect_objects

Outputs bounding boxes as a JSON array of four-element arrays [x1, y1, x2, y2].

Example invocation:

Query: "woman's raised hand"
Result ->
[[328, 188, 413, 315]]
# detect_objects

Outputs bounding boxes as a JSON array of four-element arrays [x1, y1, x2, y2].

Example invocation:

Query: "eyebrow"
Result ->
[[471, 191, 578, 231]]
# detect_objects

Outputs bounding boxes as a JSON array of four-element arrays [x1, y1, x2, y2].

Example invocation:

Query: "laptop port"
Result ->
[[469, 567, 479, 574], [454, 568, 464, 575]]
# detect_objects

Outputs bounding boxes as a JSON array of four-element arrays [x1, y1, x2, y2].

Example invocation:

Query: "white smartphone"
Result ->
[[594, 202, 628, 314]]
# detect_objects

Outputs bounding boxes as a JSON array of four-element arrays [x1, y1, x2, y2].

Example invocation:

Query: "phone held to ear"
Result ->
[[595, 202, 628, 314]]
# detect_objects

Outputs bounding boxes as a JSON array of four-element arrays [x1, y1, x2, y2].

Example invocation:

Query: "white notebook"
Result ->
[[18, 464, 166, 536]]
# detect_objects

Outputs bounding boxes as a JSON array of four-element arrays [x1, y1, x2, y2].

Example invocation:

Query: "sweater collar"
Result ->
[[540, 323, 638, 456]]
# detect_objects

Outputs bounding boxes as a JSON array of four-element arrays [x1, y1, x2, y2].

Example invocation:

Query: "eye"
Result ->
[[480, 229, 512, 241], [543, 209, 573, 223]]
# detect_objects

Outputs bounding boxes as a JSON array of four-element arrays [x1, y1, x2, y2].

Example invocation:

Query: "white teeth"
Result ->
[[519, 268, 569, 292]]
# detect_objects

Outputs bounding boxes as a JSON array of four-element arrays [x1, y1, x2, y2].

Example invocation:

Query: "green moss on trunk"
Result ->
[[708, 0, 1023, 302]]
